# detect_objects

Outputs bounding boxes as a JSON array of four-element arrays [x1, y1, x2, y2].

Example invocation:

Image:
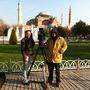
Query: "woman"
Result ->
[[21, 30, 35, 84]]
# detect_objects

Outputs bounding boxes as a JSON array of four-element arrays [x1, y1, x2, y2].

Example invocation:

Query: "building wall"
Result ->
[[36, 16, 60, 28], [26, 14, 60, 29], [36, 16, 50, 28]]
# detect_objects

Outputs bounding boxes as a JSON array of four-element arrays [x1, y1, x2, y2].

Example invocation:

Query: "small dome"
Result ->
[[36, 11, 53, 17], [39, 11, 51, 16]]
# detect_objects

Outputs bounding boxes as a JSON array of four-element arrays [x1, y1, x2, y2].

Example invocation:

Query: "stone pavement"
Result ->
[[0, 69, 90, 90]]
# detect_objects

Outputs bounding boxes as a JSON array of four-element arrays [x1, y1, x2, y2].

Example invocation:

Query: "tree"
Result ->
[[85, 25, 90, 39], [9, 29, 17, 45], [71, 20, 88, 39], [0, 19, 9, 36], [86, 25, 90, 34], [0, 19, 4, 24], [57, 26, 66, 38], [63, 27, 72, 37]]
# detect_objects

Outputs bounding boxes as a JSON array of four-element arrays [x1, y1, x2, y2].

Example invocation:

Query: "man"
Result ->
[[21, 30, 35, 84], [46, 29, 67, 87]]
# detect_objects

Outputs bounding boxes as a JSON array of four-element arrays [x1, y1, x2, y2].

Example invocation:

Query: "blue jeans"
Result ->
[[23, 60, 31, 82]]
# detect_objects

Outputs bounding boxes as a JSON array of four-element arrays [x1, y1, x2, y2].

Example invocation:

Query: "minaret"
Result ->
[[61, 13, 63, 26], [18, 0, 22, 26], [17, 0, 24, 39], [68, 6, 71, 29]]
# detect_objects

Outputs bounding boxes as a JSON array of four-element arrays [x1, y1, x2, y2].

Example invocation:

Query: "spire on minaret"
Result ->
[[61, 13, 63, 26], [18, 0, 22, 26], [68, 6, 71, 28]]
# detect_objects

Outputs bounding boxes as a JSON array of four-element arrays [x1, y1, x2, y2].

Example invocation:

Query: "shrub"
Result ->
[[9, 29, 17, 45]]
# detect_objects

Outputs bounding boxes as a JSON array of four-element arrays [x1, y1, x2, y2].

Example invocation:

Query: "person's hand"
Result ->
[[58, 49, 63, 54], [53, 49, 58, 58], [24, 55, 29, 62], [43, 42, 46, 47]]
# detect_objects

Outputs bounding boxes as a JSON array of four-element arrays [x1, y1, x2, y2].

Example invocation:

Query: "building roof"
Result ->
[[36, 11, 53, 18], [26, 18, 35, 25]]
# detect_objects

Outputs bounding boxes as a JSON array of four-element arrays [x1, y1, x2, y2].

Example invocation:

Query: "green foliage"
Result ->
[[71, 20, 90, 38], [65, 28, 72, 37], [86, 25, 90, 34], [56, 26, 66, 38], [71, 20, 85, 36], [9, 29, 17, 45]]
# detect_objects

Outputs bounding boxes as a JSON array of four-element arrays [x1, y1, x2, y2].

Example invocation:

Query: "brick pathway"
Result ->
[[0, 69, 90, 90]]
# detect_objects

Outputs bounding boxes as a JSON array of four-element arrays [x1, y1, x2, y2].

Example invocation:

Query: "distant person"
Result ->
[[45, 29, 67, 87], [0, 72, 6, 89], [21, 30, 35, 84]]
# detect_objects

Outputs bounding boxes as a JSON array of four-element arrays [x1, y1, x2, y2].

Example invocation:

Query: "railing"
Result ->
[[0, 59, 90, 72]]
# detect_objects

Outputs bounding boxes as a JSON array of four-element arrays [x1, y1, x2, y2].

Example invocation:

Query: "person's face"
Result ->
[[52, 32, 57, 38], [25, 31, 31, 38]]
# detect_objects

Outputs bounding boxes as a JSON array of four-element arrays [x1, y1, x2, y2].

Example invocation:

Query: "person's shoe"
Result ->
[[22, 79, 29, 85], [55, 83, 59, 87], [48, 81, 52, 85], [23, 82, 29, 85], [56, 79, 61, 83], [47, 80, 52, 85]]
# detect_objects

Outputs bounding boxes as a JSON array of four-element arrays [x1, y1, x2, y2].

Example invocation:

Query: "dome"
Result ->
[[36, 11, 53, 17], [39, 11, 51, 16]]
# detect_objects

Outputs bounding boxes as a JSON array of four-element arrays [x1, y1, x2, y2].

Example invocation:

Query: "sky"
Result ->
[[0, 0, 90, 26]]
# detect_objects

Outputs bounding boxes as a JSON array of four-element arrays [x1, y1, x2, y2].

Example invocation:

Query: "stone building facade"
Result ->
[[26, 11, 60, 29]]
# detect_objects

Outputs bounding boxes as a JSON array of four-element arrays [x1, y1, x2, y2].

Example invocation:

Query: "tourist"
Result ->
[[45, 29, 67, 87], [21, 30, 35, 84]]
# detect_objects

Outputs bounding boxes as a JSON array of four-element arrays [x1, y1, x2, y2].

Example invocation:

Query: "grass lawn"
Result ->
[[0, 45, 22, 62], [64, 42, 90, 60], [0, 42, 90, 62]]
